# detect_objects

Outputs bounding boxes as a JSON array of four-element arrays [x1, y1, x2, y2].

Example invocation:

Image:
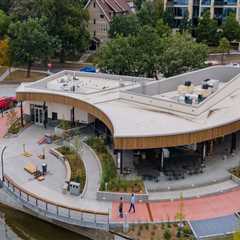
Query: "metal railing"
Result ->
[[3, 175, 110, 230]]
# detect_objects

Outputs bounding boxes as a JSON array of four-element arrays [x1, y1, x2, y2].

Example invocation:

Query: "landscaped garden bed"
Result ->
[[86, 137, 144, 193], [117, 222, 194, 240], [230, 166, 240, 178], [6, 109, 23, 136], [8, 118, 22, 135], [57, 145, 86, 191]]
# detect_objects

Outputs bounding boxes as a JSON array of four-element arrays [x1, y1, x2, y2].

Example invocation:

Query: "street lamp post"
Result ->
[[1, 146, 7, 182]]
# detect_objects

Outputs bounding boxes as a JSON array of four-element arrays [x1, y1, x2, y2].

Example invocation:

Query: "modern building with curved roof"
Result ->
[[16, 65, 240, 172]]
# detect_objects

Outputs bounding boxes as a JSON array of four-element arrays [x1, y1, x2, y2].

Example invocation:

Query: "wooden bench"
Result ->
[[24, 162, 37, 174]]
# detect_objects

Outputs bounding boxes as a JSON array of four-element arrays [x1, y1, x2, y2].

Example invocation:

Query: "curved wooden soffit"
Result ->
[[17, 92, 240, 150]]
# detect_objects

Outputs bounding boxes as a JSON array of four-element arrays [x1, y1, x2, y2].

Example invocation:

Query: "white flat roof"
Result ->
[[16, 66, 240, 138]]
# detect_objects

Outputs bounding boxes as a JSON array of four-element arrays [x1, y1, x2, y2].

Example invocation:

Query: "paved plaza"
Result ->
[[1, 115, 240, 223], [0, 125, 110, 212]]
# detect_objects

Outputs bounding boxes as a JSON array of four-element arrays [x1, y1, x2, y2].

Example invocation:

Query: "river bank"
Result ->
[[0, 203, 89, 240]]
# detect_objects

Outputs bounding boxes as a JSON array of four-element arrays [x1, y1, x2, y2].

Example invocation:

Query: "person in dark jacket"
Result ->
[[119, 197, 123, 218]]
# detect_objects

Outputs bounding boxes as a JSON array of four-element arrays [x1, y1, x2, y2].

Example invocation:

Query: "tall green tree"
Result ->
[[134, 25, 164, 77], [160, 33, 208, 77], [97, 27, 207, 78], [179, 12, 192, 33], [134, 0, 145, 11], [0, 10, 10, 37], [9, 0, 90, 62], [218, 37, 231, 64], [97, 35, 136, 75], [0, 0, 11, 12], [98, 26, 163, 77], [137, 0, 164, 27], [8, 18, 57, 77], [222, 13, 240, 42], [109, 15, 140, 38], [163, 8, 175, 28], [196, 10, 220, 46], [155, 19, 171, 38]]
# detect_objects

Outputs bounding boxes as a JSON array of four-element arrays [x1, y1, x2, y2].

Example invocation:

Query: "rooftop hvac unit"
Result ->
[[69, 181, 81, 196], [185, 95, 193, 104], [202, 83, 209, 89], [184, 80, 192, 87]]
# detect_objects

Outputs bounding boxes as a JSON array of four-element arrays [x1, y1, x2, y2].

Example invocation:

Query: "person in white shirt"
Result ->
[[128, 193, 136, 213]]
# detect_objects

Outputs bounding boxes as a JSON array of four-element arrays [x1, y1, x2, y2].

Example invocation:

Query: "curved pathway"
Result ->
[[78, 142, 101, 200]]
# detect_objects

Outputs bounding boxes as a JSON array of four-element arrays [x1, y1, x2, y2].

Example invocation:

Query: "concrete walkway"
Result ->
[[148, 179, 239, 201], [2, 122, 240, 224], [0, 69, 12, 82], [0, 125, 110, 213], [80, 142, 101, 200]]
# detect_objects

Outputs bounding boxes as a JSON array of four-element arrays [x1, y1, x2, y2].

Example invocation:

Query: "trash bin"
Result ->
[[42, 163, 47, 175], [69, 181, 81, 196]]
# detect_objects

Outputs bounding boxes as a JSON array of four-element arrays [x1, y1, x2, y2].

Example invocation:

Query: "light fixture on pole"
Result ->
[[1, 146, 7, 182]]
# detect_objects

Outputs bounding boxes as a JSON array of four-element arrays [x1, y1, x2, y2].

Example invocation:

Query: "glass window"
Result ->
[[223, 7, 236, 16], [173, 7, 188, 16], [201, 0, 211, 5], [173, 0, 188, 5], [200, 7, 210, 15]]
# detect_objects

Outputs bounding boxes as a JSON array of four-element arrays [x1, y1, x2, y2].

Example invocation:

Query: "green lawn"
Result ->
[[1, 70, 47, 84], [0, 66, 7, 76]]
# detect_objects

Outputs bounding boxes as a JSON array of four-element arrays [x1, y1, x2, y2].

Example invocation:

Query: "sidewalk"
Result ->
[[112, 186, 240, 223], [148, 179, 238, 200]]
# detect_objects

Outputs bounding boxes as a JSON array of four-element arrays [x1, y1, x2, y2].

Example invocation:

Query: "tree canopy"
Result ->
[[0, 10, 10, 37], [109, 15, 140, 38], [97, 27, 208, 78], [196, 10, 220, 46], [222, 13, 240, 42], [8, 18, 57, 76], [7, 0, 90, 62], [0, 38, 10, 66]]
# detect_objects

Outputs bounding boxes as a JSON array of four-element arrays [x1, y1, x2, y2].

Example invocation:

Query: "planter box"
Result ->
[[231, 173, 240, 185], [54, 126, 66, 136], [97, 190, 149, 202]]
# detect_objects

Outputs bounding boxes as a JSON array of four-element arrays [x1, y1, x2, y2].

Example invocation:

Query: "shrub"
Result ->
[[182, 224, 192, 236], [58, 119, 71, 130], [163, 229, 171, 240], [86, 136, 144, 193], [8, 118, 21, 134], [57, 146, 86, 191], [145, 223, 149, 230]]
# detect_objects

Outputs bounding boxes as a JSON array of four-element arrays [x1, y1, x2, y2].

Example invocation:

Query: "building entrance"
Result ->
[[30, 104, 48, 126]]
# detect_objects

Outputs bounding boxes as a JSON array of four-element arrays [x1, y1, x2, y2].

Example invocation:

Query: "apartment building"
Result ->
[[164, 0, 240, 27]]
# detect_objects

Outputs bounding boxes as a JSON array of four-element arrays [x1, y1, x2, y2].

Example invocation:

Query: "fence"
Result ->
[[3, 175, 110, 230]]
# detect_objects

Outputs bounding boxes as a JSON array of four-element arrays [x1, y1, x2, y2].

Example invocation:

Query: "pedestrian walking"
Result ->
[[118, 197, 123, 218], [128, 193, 136, 213]]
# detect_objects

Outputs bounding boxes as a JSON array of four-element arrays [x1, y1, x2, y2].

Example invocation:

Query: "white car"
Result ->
[[227, 62, 240, 68]]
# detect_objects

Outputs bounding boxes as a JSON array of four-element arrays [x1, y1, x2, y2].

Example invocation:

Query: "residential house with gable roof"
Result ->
[[85, 0, 133, 49]]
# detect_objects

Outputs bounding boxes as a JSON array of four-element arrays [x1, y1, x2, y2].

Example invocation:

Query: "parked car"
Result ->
[[80, 66, 96, 73], [227, 62, 240, 68], [0, 96, 17, 112]]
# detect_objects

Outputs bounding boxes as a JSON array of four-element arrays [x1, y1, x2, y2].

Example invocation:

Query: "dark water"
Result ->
[[0, 204, 89, 240]]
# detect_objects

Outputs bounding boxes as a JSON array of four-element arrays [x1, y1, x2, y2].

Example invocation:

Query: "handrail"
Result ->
[[4, 175, 109, 216]]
